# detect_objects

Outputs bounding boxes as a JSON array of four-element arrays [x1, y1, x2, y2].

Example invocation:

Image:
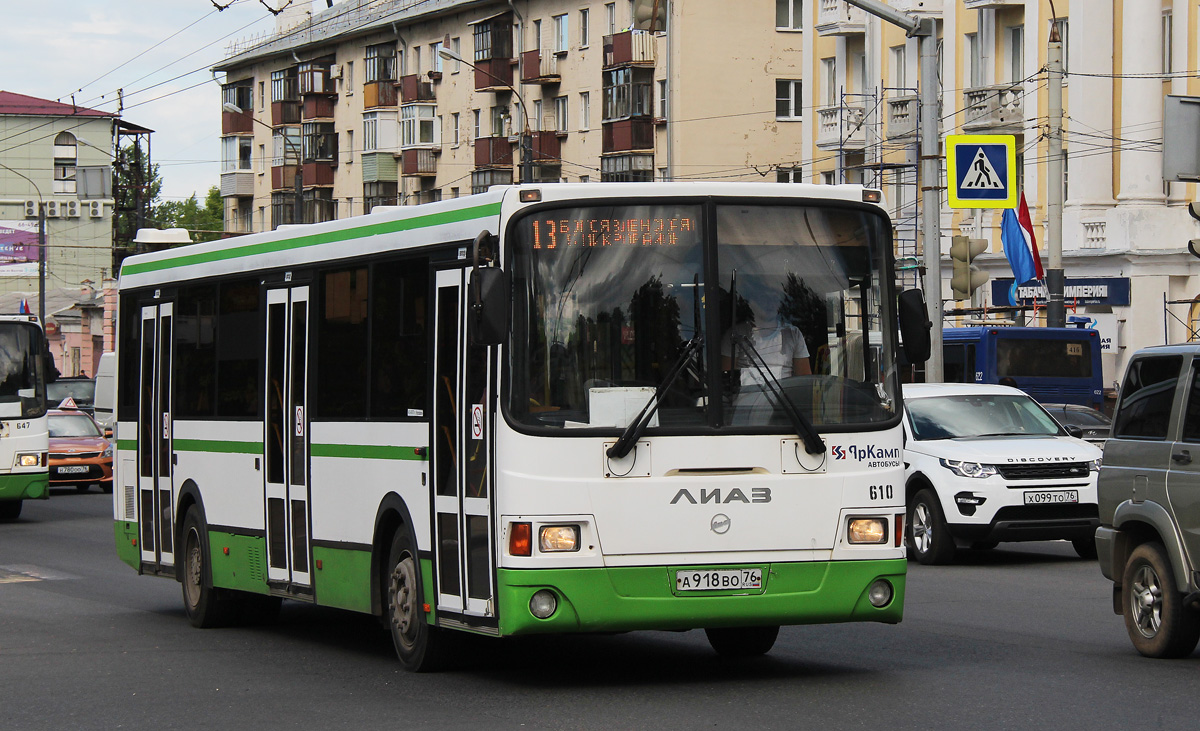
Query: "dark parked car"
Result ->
[[1041, 402, 1111, 444]]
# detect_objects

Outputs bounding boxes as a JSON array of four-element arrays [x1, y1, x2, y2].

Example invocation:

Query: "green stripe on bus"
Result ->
[[310, 443, 426, 461], [122, 202, 502, 276], [173, 438, 262, 454], [116, 439, 137, 451]]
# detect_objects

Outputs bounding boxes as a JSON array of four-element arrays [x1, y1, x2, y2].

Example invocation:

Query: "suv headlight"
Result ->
[[940, 459, 998, 478], [1089, 457, 1102, 472]]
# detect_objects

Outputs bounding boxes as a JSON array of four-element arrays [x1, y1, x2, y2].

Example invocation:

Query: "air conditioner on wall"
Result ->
[[329, 64, 343, 79], [23, 200, 37, 218], [45, 200, 60, 218], [65, 199, 80, 218], [88, 200, 103, 218]]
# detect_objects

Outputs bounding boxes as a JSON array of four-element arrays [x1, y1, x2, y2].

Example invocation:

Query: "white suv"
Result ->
[[902, 383, 1102, 564]]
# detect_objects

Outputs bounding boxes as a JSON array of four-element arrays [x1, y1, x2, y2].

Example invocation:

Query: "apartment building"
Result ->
[[214, 0, 1200, 388]]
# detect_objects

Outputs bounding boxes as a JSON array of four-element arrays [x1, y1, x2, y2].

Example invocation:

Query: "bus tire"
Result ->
[[181, 505, 238, 628], [907, 489, 955, 565], [386, 527, 448, 672], [1121, 541, 1200, 658], [0, 500, 21, 520], [704, 625, 779, 658]]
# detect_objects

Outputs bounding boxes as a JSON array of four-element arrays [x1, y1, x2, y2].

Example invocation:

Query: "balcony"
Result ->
[[604, 30, 655, 68], [815, 0, 867, 36], [887, 95, 919, 139], [962, 84, 1024, 133], [473, 58, 514, 92], [302, 162, 336, 187], [364, 80, 398, 108], [815, 104, 866, 149], [272, 100, 301, 126], [361, 152, 398, 183], [603, 119, 655, 153], [221, 108, 254, 135], [303, 96, 336, 120], [272, 164, 301, 192], [521, 50, 561, 84], [475, 136, 514, 168], [219, 171, 254, 198], [399, 74, 435, 103], [528, 131, 562, 162], [401, 148, 438, 177]]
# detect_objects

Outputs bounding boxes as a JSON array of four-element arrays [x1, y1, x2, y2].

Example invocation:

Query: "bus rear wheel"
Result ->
[[0, 500, 21, 520], [704, 625, 780, 658], [181, 506, 238, 628], [386, 528, 449, 672]]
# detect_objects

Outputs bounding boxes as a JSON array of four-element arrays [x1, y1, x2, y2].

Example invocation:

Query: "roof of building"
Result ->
[[214, 0, 492, 72], [0, 91, 115, 119]]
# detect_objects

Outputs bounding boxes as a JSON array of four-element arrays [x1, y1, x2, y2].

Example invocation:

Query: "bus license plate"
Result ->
[[57, 466, 88, 474], [1024, 490, 1078, 505], [675, 568, 762, 591]]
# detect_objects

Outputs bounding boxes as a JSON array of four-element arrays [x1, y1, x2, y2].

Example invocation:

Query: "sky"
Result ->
[[1, 0, 289, 202]]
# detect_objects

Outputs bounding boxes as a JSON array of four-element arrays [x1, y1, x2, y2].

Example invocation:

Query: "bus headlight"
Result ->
[[15, 452, 41, 468], [539, 525, 579, 552], [847, 518, 888, 544]]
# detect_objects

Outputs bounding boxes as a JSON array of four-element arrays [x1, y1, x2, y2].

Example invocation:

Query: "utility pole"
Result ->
[[1045, 21, 1066, 328], [843, 0, 943, 380], [38, 203, 46, 326]]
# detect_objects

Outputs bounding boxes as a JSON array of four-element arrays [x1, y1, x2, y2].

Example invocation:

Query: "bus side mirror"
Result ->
[[470, 267, 509, 346], [898, 288, 931, 364]]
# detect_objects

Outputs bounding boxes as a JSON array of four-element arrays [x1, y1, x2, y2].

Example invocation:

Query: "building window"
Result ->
[[605, 2, 616, 34], [272, 192, 297, 227], [553, 14, 569, 53], [412, 45, 421, 77], [602, 67, 653, 121], [221, 81, 253, 111], [302, 122, 337, 162], [299, 60, 334, 95], [776, 79, 802, 120], [890, 45, 907, 89], [1162, 11, 1172, 74], [775, 0, 802, 30], [821, 171, 835, 185], [258, 144, 266, 174], [271, 68, 298, 102], [345, 61, 354, 92], [401, 105, 438, 147], [452, 112, 460, 145], [273, 127, 301, 166], [580, 91, 590, 130], [346, 129, 354, 164], [258, 81, 265, 110], [777, 166, 803, 183], [304, 188, 336, 224], [600, 154, 654, 182], [221, 136, 253, 172], [822, 58, 837, 106], [580, 9, 590, 47], [363, 112, 378, 152], [52, 131, 78, 194], [964, 33, 981, 88], [473, 109, 482, 141], [532, 101, 542, 132], [533, 19, 543, 50], [363, 181, 398, 210], [554, 96, 569, 132], [365, 43, 397, 83], [451, 37, 462, 73], [1008, 25, 1024, 82], [473, 16, 514, 62], [431, 40, 444, 73]]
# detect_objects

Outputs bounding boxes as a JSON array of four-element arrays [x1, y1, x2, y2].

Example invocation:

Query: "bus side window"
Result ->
[[944, 344, 966, 383]]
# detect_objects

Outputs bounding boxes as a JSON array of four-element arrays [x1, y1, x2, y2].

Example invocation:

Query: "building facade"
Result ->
[[213, 0, 1200, 391]]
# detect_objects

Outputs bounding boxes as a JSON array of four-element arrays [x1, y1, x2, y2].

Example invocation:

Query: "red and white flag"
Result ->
[[1015, 192, 1045, 280]]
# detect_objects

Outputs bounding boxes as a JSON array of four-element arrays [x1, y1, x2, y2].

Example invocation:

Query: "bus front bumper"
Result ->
[[0, 472, 48, 501], [495, 558, 906, 636]]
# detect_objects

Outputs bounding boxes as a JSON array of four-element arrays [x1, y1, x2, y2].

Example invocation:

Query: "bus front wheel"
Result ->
[[704, 625, 779, 658], [386, 528, 449, 672]]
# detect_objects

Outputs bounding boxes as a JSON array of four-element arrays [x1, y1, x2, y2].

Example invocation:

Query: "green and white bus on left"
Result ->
[[0, 315, 52, 521], [113, 182, 929, 670]]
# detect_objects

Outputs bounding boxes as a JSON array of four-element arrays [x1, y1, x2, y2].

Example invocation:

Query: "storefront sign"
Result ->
[[990, 277, 1131, 307]]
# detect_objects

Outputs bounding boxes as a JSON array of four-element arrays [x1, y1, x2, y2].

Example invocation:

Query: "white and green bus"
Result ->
[[113, 182, 929, 670], [0, 315, 52, 521]]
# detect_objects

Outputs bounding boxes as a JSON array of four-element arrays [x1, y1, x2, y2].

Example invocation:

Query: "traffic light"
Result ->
[[950, 235, 989, 300]]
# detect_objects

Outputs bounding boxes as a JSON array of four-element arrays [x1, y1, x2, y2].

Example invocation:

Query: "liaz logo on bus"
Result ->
[[832, 445, 902, 469], [670, 488, 772, 505]]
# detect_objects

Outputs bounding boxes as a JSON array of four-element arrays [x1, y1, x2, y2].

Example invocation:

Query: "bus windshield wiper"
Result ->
[[606, 335, 704, 460], [734, 334, 826, 455]]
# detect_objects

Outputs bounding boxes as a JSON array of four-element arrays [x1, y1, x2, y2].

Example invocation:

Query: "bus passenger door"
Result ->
[[432, 268, 496, 622], [137, 302, 175, 570], [264, 286, 312, 589]]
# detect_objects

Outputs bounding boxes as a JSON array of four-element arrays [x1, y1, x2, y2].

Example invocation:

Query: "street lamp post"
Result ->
[[438, 39, 534, 184], [222, 102, 303, 225]]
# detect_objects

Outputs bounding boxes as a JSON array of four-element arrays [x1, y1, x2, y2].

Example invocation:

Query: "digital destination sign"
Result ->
[[525, 212, 700, 249]]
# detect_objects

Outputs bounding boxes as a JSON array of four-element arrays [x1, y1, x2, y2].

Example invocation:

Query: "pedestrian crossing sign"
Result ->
[[947, 134, 1017, 209]]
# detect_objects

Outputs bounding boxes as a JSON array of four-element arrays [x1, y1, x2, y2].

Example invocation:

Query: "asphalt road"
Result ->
[[1, 490, 1195, 730]]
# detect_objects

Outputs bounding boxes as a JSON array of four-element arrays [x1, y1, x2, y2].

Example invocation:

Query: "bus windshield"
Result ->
[[508, 201, 898, 432], [0, 321, 47, 419]]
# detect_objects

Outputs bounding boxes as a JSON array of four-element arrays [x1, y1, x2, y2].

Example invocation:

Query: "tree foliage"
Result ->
[[153, 187, 224, 244]]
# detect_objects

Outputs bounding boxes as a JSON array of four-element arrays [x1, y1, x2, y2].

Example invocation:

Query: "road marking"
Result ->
[[0, 565, 76, 583]]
